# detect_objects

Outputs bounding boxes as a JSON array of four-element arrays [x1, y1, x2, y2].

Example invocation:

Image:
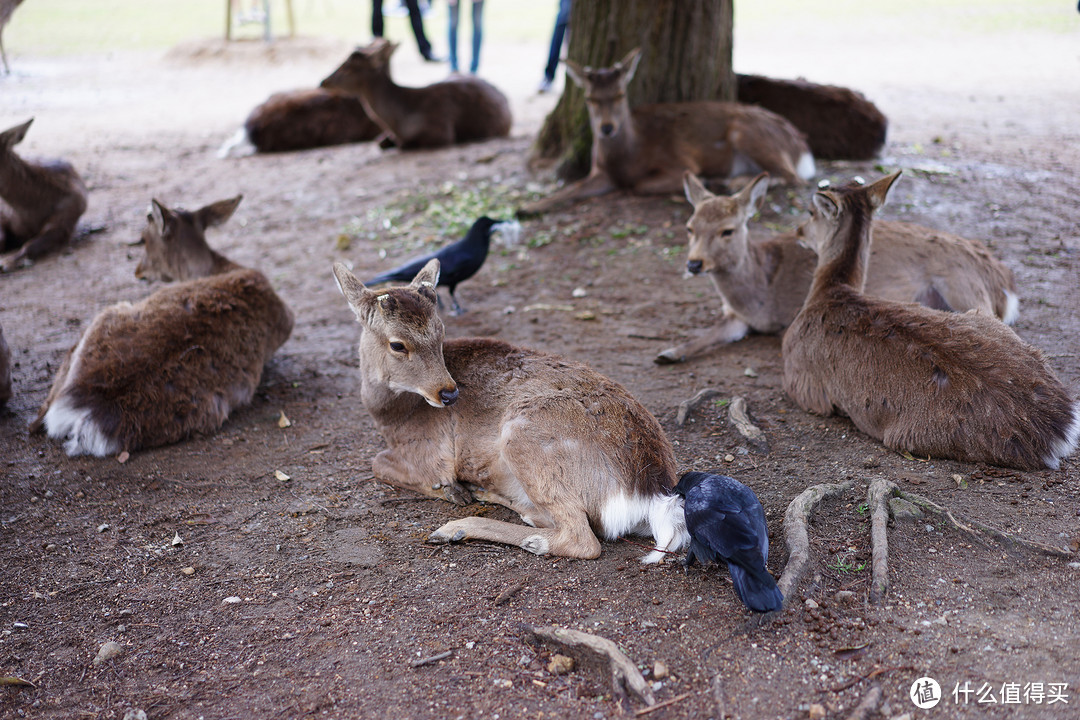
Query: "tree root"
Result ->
[[867, 477, 892, 604], [676, 388, 722, 426], [777, 478, 856, 606], [524, 625, 655, 709], [728, 396, 768, 453]]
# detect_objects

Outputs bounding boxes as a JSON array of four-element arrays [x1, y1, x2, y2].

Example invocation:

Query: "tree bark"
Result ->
[[532, 0, 734, 181]]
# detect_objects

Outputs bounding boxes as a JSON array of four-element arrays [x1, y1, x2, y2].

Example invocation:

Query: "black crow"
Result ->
[[365, 216, 516, 315], [675, 471, 783, 613]]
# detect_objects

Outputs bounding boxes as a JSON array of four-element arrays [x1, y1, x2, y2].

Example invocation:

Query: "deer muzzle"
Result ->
[[686, 259, 704, 275], [439, 387, 459, 407]]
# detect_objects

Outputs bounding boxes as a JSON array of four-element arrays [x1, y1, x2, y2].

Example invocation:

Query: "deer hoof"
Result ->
[[440, 482, 473, 506], [521, 535, 550, 556], [654, 348, 686, 365], [428, 523, 467, 545]]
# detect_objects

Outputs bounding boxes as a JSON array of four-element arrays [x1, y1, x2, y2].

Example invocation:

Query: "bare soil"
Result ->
[[2, 27, 1079, 720]]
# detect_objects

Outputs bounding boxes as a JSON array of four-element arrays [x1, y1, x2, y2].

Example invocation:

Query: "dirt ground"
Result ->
[[2, 20, 1079, 720]]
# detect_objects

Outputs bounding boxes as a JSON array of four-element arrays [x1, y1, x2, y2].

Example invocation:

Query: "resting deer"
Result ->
[[30, 196, 294, 457], [517, 48, 814, 217], [782, 172, 1079, 471], [656, 171, 1019, 364], [320, 39, 512, 150], [333, 259, 688, 562], [0, 118, 89, 272], [218, 87, 383, 157], [0, 321, 11, 407]]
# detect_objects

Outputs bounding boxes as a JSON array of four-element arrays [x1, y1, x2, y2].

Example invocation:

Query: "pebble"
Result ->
[[804, 599, 819, 610], [93, 641, 123, 665], [808, 703, 827, 719], [223, 596, 242, 604], [181, 566, 195, 576], [547, 654, 574, 675], [122, 710, 147, 720], [653, 660, 669, 680]]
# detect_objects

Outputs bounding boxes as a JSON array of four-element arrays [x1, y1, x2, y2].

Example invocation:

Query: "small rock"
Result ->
[[653, 660, 669, 680], [861, 455, 880, 469], [804, 599, 819, 610], [223, 596, 242, 604], [171, 532, 183, 546], [93, 641, 123, 665], [274, 470, 291, 482], [835, 590, 856, 605], [724, 454, 735, 462], [888, 497, 924, 522], [123, 710, 147, 720], [572, 287, 588, 298], [547, 654, 574, 675], [493, 678, 513, 688], [181, 566, 195, 576], [97, 523, 110, 533], [44, 543, 57, 552], [502, 305, 515, 315], [743, 367, 758, 378], [808, 702, 827, 719]]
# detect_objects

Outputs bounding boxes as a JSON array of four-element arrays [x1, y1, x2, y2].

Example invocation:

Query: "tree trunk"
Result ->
[[532, 0, 734, 181]]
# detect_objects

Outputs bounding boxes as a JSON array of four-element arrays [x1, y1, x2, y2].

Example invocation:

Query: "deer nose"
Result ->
[[686, 259, 703, 274], [600, 123, 614, 136], [439, 387, 459, 406]]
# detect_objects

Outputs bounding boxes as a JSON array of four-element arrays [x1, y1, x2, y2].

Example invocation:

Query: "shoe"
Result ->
[[537, 77, 554, 93], [422, 53, 445, 63]]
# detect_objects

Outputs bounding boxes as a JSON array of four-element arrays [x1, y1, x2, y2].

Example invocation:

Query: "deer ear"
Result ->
[[682, 172, 713, 209], [0, 118, 33, 149], [619, 48, 642, 84], [739, 172, 771, 213], [334, 262, 378, 325], [811, 191, 840, 222], [563, 59, 586, 88], [150, 199, 176, 239], [411, 258, 441, 291], [197, 195, 243, 230], [866, 170, 902, 212]]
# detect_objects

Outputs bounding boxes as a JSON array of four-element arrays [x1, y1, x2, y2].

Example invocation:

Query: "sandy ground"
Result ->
[[1, 17, 1079, 720]]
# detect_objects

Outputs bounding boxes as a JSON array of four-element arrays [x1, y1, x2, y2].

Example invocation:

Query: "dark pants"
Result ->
[[372, 0, 433, 59], [544, 0, 572, 82], [448, 1, 484, 73]]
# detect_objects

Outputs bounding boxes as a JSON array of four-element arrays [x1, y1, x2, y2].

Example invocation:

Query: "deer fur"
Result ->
[[0, 118, 89, 272], [320, 39, 512, 150], [782, 172, 1079, 471], [518, 48, 814, 217], [0, 321, 11, 406], [30, 196, 294, 456], [656, 171, 1019, 364], [736, 74, 887, 160], [218, 87, 383, 157], [333, 259, 688, 562]]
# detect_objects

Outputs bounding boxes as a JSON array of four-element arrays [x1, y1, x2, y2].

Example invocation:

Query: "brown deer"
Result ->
[[0, 321, 11, 406], [30, 196, 294, 457], [517, 48, 814, 217], [656, 171, 1019, 364], [320, 39, 512, 150], [0, 118, 89, 272], [333, 259, 688, 562], [782, 172, 1078, 471], [218, 87, 383, 157]]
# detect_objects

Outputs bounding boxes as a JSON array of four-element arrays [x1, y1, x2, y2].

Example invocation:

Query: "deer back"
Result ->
[[243, 88, 381, 153]]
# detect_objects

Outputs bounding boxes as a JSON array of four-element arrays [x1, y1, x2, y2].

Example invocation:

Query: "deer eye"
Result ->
[[721, 229, 734, 238], [389, 341, 407, 354]]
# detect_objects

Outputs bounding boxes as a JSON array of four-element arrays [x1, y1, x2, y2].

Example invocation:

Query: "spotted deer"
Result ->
[[320, 39, 512, 149], [0, 118, 88, 272], [656, 171, 1019, 364], [333, 259, 688, 561], [517, 48, 814, 217], [30, 196, 294, 456], [782, 172, 1079, 471]]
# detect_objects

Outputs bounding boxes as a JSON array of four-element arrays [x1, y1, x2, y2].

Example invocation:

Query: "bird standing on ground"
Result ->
[[364, 216, 517, 315], [675, 471, 783, 613]]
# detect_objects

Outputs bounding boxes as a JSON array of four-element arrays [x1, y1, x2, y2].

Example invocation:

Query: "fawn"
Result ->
[[320, 39, 512, 149], [31, 196, 294, 456], [333, 259, 687, 561], [656, 171, 1019, 364], [782, 172, 1078, 471], [517, 48, 814, 217], [0, 118, 88, 272]]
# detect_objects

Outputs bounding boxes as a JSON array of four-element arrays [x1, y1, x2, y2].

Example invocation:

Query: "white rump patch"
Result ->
[[216, 127, 255, 159], [1045, 400, 1080, 470], [797, 152, 817, 181], [43, 398, 118, 457], [1001, 289, 1020, 326], [601, 492, 688, 564]]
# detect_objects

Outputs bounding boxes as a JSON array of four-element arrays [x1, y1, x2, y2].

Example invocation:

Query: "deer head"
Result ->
[[798, 172, 901, 262], [565, 47, 641, 139], [134, 195, 242, 282], [683, 172, 770, 274], [321, 39, 397, 93]]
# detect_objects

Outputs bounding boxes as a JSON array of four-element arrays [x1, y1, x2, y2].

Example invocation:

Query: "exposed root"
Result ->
[[524, 625, 655, 709], [844, 684, 882, 720], [867, 477, 893, 604], [777, 478, 856, 606], [675, 388, 722, 426], [728, 396, 769, 453]]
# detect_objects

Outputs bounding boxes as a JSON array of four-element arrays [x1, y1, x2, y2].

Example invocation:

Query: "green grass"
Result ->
[[5, 0, 557, 56]]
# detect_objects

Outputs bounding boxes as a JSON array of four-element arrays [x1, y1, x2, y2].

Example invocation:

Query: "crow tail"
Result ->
[[727, 562, 783, 613]]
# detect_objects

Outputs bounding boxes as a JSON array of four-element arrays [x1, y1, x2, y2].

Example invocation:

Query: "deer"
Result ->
[[320, 39, 512, 150], [0, 118, 89, 272], [0, 321, 11, 407], [30, 196, 294, 457], [782, 172, 1079, 471], [333, 259, 688, 562], [655, 171, 1019, 364], [517, 47, 815, 218], [217, 87, 383, 158]]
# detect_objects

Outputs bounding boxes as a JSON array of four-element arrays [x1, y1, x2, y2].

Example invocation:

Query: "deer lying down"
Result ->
[[217, 87, 383, 158], [321, 39, 512, 150], [782, 172, 1079, 471], [333, 259, 688, 562], [0, 118, 88, 272], [30, 196, 294, 457], [656, 172, 1019, 364], [517, 48, 814, 217], [0, 322, 11, 406]]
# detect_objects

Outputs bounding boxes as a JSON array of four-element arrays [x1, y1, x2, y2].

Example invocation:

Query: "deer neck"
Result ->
[[0, 152, 45, 209], [593, 108, 640, 176], [808, 211, 872, 297], [208, 250, 242, 276], [356, 72, 403, 131], [707, 234, 774, 308]]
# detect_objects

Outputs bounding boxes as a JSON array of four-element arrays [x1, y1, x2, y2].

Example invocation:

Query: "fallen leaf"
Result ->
[[0, 676, 35, 687], [275, 470, 291, 482]]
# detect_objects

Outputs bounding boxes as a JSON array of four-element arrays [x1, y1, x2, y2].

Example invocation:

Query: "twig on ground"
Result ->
[[728, 396, 768, 453], [867, 477, 894, 604], [676, 388, 722, 426], [635, 692, 692, 716], [777, 478, 856, 606], [493, 581, 526, 606], [411, 650, 453, 668]]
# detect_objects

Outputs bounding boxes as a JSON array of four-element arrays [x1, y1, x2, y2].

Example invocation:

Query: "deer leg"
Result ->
[[632, 168, 692, 196], [372, 447, 473, 506], [429, 506, 601, 559], [516, 171, 616, 218], [655, 314, 751, 364], [0, 224, 74, 272]]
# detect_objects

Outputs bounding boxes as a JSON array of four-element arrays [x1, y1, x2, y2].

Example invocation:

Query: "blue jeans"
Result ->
[[544, 0, 571, 82], [448, 0, 484, 73]]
